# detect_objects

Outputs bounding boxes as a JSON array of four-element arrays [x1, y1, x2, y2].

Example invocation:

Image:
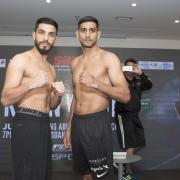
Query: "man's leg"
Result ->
[[125, 147, 139, 172], [82, 173, 93, 180]]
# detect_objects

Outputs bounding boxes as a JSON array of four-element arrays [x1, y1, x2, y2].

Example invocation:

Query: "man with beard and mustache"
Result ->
[[1, 17, 65, 180], [63, 16, 130, 180]]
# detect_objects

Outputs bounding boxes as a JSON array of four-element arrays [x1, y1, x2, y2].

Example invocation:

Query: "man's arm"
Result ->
[[63, 96, 75, 148], [1, 56, 29, 105], [49, 66, 65, 109], [132, 64, 152, 90], [50, 81, 65, 109], [79, 53, 130, 103], [139, 72, 153, 90], [1, 55, 48, 106]]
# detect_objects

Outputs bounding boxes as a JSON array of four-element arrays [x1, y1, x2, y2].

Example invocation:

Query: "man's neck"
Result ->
[[82, 45, 100, 58], [32, 47, 48, 62]]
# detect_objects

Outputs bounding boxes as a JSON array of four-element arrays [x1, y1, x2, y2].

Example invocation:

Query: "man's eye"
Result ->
[[38, 31, 44, 34], [90, 29, 96, 33], [49, 33, 56, 37], [80, 28, 86, 32]]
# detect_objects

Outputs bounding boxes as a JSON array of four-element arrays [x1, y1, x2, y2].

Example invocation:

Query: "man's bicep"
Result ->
[[3, 59, 24, 89], [108, 58, 125, 86]]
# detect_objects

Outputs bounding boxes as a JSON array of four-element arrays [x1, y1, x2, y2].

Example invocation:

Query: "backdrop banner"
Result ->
[[0, 46, 180, 172]]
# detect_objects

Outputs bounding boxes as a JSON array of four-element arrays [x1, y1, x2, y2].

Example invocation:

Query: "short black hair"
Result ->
[[34, 17, 58, 33], [78, 16, 99, 29], [124, 58, 138, 65]]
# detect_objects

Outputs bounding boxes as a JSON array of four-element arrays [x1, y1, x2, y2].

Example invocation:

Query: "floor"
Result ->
[[0, 169, 180, 180]]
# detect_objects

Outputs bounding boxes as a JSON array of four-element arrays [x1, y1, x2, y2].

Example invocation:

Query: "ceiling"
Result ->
[[0, 0, 180, 40]]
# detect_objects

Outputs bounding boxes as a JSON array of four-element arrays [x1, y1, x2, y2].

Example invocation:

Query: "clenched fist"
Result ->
[[79, 70, 98, 88], [52, 81, 65, 96]]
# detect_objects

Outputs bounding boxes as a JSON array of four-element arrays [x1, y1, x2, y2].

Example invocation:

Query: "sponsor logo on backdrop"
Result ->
[[1, 123, 11, 139], [0, 59, 6, 68], [50, 122, 67, 139], [141, 98, 153, 112], [52, 144, 65, 152], [52, 144, 72, 152], [139, 61, 174, 70], [52, 144, 72, 160], [52, 153, 72, 161], [53, 56, 75, 71]]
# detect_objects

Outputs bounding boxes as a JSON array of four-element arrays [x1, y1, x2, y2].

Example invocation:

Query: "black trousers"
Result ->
[[11, 107, 51, 180]]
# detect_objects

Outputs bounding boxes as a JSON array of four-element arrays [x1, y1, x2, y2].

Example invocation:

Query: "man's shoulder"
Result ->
[[74, 54, 82, 61], [100, 49, 118, 59], [100, 49, 120, 64], [71, 55, 82, 67], [11, 50, 31, 62]]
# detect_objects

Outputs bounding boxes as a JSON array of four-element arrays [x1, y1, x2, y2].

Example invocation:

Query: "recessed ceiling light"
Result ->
[[174, 19, 180, 24], [114, 16, 134, 21], [45, 0, 52, 3], [131, 3, 137, 7]]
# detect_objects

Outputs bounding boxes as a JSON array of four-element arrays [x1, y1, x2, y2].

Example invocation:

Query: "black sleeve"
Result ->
[[139, 72, 153, 91]]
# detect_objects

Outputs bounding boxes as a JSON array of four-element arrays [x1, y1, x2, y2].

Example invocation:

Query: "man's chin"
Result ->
[[81, 44, 94, 48], [38, 49, 49, 55], [38, 47, 52, 55]]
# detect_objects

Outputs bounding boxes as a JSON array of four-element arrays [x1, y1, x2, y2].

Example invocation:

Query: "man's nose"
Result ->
[[43, 33, 49, 41], [85, 30, 90, 37]]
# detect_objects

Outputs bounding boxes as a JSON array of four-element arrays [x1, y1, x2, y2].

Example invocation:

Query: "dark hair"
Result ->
[[34, 17, 58, 33], [78, 16, 99, 29], [124, 58, 138, 65]]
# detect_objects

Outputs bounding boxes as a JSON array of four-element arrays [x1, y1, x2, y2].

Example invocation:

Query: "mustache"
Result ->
[[39, 41, 51, 46]]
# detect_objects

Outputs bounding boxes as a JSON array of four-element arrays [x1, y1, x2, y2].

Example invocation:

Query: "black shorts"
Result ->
[[116, 113, 145, 149], [11, 107, 51, 180], [71, 109, 114, 179]]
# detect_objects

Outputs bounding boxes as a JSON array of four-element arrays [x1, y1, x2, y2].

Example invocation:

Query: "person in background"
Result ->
[[1, 17, 65, 180], [115, 58, 152, 180], [64, 16, 130, 180]]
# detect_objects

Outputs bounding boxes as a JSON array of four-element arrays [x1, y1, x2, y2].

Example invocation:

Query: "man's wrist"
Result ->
[[54, 91, 63, 97], [28, 83, 34, 90], [91, 79, 98, 89]]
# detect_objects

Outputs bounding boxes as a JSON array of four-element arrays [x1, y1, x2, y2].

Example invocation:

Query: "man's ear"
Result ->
[[97, 30, 101, 39], [75, 30, 79, 39], [32, 31, 35, 41]]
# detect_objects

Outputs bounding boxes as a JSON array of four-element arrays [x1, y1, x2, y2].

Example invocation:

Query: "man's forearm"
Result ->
[[50, 93, 62, 109], [66, 97, 75, 131], [1, 83, 31, 105], [94, 81, 130, 103], [140, 73, 153, 90]]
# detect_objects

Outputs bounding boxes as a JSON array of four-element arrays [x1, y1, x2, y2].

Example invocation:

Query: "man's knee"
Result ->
[[82, 173, 93, 180]]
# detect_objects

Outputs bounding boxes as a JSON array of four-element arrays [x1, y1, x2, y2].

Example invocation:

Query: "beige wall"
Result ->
[[0, 36, 180, 49]]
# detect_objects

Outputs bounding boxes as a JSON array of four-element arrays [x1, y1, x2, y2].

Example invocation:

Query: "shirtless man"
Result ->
[[63, 16, 130, 180], [1, 17, 65, 180]]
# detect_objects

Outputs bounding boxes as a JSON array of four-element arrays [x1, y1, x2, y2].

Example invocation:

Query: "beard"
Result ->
[[34, 39, 53, 55]]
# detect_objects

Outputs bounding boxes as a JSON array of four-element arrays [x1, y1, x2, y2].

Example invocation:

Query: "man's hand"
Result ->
[[132, 64, 142, 75], [52, 81, 65, 96], [79, 70, 98, 88], [63, 128, 72, 149], [30, 70, 48, 89]]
